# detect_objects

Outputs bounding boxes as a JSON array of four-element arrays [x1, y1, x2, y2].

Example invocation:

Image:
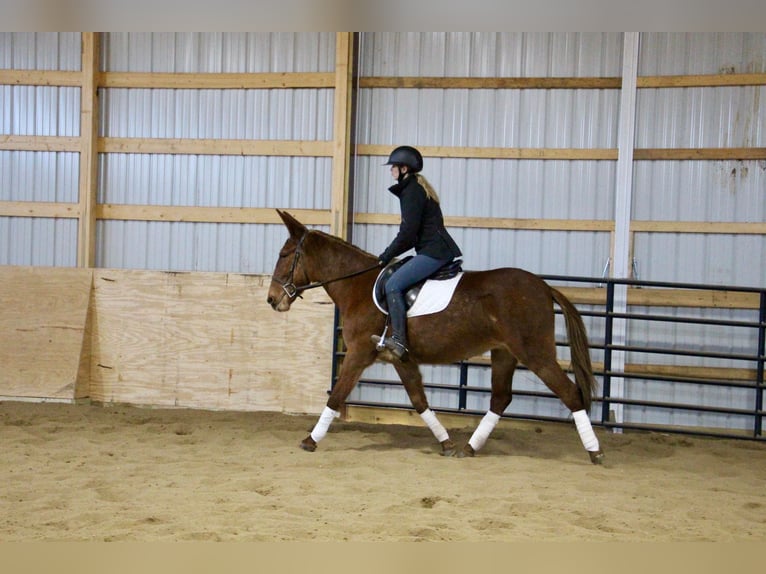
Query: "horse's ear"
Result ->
[[276, 209, 306, 239]]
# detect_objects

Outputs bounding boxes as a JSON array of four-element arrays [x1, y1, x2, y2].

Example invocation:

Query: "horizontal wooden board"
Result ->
[[557, 286, 759, 309], [360, 73, 766, 90], [0, 266, 92, 400], [0, 135, 81, 152], [101, 71, 336, 89], [634, 148, 766, 160], [95, 205, 331, 226], [360, 76, 622, 89], [0, 201, 81, 218], [637, 73, 766, 88], [632, 220, 766, 234], [0, 69, 83, 87], [358, 144, 617, 161], [99, 137, 333, 157]]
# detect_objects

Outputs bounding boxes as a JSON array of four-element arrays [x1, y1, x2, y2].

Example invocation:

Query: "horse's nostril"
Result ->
[[266, 296, 274, 305]]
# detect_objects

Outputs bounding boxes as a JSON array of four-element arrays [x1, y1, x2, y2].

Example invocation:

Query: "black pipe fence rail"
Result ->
[[332, 276, 766, 441]]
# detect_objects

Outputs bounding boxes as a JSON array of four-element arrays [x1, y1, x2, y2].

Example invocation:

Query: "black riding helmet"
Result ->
[[384, 145, 423, 173]]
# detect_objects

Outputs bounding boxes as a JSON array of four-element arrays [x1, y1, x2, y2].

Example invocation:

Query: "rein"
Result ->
[[273, 232, 380, 302]]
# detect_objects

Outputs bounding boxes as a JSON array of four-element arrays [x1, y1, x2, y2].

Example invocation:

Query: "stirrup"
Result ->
[[370, 334, 409, 361], [370, 335, 410, 363], [372, 325, 389, 351]]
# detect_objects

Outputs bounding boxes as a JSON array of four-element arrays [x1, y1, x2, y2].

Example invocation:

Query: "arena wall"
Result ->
[[0, 265, 334, 415]]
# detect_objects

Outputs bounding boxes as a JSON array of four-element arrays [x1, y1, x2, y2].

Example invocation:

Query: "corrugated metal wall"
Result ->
[[0, 32, 80, 266], [627, 33, 766, 430], [97, 32, 335, 272], [635, 32, 766, 287]]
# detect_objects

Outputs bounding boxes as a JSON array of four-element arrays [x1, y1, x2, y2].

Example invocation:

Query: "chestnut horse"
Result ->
[[267, 210, 604, 464]]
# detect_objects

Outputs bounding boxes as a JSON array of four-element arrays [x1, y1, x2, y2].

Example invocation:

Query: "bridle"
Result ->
[[271, 232, 380, 305]]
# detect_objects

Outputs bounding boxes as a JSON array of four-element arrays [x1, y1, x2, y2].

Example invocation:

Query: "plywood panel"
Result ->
[[0, 266, 92, 400], [90, 269, 334, 414]]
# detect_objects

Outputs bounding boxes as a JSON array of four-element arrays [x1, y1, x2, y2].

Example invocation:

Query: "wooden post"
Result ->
[[77, 32, 100, 268], [330, 32, 355, 240]]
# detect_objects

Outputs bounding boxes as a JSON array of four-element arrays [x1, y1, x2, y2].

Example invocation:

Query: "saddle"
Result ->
[[373, 256, 463, 314]]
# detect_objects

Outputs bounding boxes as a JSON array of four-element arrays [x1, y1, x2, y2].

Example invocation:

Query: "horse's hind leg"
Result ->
[[526, 356, 603, 464], [393, 361, 456, 456], [460, 348, 517, 458]]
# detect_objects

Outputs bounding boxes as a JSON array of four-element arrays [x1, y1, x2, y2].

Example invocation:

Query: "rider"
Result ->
[[372, 145, 462, 361]]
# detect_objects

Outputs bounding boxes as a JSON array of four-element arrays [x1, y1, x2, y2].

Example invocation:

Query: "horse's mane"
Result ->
[[308, 228, 377, 261]]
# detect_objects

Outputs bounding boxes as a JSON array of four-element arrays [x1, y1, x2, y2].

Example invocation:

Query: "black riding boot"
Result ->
[[372, 291, 409, 361]]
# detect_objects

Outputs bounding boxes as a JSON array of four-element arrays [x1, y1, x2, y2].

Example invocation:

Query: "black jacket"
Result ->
[[378, 176, 462, 265]]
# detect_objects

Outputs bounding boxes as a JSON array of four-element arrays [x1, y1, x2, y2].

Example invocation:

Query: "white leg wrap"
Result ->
[[468, 411, 501, 452], [572, 409, 600, 452], [310, 406, 340, 443], [419, 409, 450, 443]]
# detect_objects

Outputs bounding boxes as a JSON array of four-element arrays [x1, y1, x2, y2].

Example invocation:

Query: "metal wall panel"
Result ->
[[626, 33, 766, 431], [639, 33, 766, 75], [0, 33, 81, 267], [0, 32, 81, 71], [101, 32, 335, 72], [96, 33, 336, 273], [99, 88, 333, 139], [634, 33, 766, 288], [0, 217, 78, 266]]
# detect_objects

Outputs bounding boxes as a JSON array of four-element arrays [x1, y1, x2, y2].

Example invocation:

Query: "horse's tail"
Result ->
[[550, 287, 597, 411]]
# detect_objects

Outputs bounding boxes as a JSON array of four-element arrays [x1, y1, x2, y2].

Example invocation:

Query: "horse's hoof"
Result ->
[[589, 449, 604, 464], [440, 440, 457, 457], [457, 444, 475, 458], [299, 436, 317, 452]]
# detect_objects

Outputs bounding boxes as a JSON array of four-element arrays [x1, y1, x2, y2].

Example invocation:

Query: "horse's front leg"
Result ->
[[300, 346, 377, 453], [393, 361, 456, 457]]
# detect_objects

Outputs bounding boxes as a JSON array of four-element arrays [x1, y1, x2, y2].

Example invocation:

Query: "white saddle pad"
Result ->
[[373, 273, 464, 318]]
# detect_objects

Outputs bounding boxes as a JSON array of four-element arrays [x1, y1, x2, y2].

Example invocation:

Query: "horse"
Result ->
[[267, 210, 604, 464]]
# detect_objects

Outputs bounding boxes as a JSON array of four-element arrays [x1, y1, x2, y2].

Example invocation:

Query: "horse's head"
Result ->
[[267, 210, 311, 312]]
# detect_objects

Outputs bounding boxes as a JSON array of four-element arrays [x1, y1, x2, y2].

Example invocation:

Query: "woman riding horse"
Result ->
[[373, 146, 462, 362]]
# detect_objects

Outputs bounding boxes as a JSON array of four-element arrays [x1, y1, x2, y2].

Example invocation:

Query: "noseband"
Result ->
[[272, 232, 379, 306]]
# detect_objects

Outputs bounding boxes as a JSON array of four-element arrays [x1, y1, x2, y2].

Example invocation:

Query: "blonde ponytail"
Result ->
[[416, 174, 440, 204]]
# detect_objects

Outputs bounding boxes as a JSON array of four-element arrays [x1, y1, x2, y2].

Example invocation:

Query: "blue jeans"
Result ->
[[385, 254, 451, 298]]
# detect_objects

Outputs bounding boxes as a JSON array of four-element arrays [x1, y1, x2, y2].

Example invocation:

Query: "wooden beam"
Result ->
[[634, 148, 766, 160], [360, 76, 622, 89], [354, 212, 615, 232], [100, 71, 335, 89], [330, 33, 354, 239], [99, 137, 333, 157], [0, 69, 82, 87], [78, 32, 100, 268], [357, 73, 766, 91], [638, 73, 766, 88], [627, 288, 760, 309], [632, 221, 766, 234], [357, 144, 617, 161], [96, 204, 332, 226], [522, 285, 761, 310], [358, 144, 766, 162], [0, 135, 81, 152], [0, 201, 80, 218]]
